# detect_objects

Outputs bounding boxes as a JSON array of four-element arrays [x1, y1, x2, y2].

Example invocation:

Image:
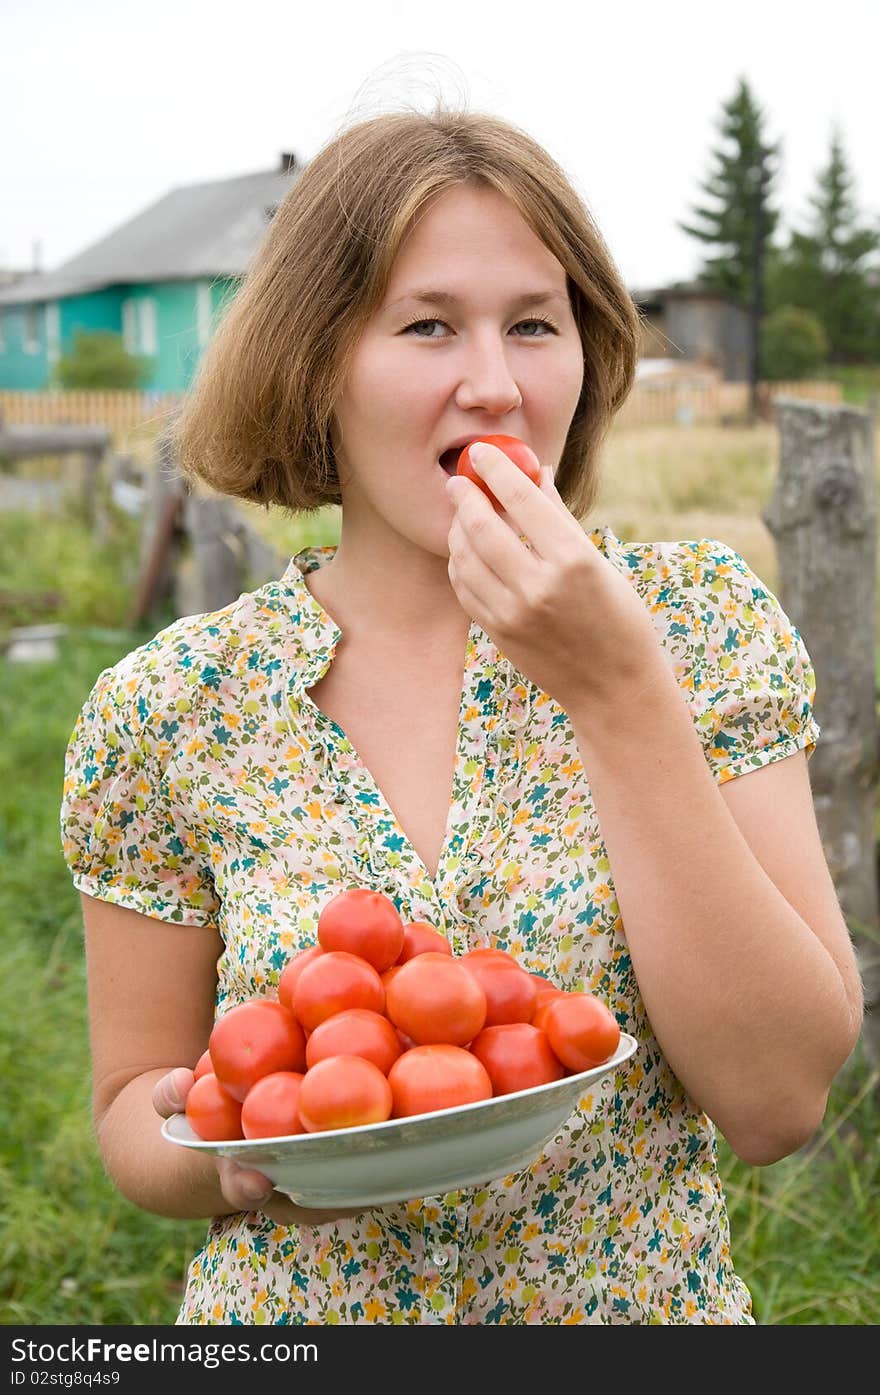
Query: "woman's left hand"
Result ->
[[445, 441, 666, 717]]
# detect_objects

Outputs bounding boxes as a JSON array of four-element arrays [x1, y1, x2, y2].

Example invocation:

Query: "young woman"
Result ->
[[61, 105, 863, 1325]]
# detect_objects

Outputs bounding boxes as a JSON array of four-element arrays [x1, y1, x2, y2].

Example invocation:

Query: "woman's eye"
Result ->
[[402, 317, 557, 338]]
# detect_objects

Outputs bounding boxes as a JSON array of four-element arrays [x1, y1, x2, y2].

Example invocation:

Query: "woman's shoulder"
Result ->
[[78, 572, 308, 738], [594, 526, 776, 620]]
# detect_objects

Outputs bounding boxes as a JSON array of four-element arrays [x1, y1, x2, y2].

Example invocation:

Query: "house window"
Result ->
[[138, 298, 157, 356], [23, 306, 40, 354], [45, 303, 61, 365], [196, 281, 212, 348], [122, 298, 138, 354]]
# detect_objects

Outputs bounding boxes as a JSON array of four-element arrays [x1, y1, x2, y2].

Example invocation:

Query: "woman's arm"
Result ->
[[82, 893, 363, 1225], [82, 893, 239, 1218], [569, 659, 864, 1167]]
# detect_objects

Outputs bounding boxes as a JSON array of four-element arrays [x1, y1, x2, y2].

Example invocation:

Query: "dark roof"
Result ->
[[0, 162, 299, 306], [631, 280, 746, 307]]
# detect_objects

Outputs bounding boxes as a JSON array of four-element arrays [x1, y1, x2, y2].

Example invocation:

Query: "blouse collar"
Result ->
[[274, 527, 625, 699]]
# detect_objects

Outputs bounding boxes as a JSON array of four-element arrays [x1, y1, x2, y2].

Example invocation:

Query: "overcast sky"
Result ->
[[2, 0, 878, 290]]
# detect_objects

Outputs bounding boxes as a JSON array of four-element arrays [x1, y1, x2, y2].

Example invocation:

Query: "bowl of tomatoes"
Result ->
[[160, 889, 638, 1208]]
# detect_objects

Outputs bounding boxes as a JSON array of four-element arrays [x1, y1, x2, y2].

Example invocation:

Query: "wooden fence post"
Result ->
[[764, 396, 879, 1065], [181, 492, 249, 616], [128, 426, 187, 627]]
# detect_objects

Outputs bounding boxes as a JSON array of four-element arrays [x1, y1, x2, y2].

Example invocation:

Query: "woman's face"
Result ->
[[329, 182, 585, 561]]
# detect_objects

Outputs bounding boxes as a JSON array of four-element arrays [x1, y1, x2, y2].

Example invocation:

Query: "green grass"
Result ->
[[823, 363, 880, 408], [0, 628, 208, 1325], [0, 504, 144, 638]]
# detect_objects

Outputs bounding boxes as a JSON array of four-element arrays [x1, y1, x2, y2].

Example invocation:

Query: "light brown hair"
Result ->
[[170, 104, 642, 523]]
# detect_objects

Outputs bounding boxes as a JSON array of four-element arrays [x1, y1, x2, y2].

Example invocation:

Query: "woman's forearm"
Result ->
[[569, 659, 858, 1165], [96, 1068, 240, 1220]]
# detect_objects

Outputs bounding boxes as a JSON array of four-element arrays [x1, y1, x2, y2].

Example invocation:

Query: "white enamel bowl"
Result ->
[[161, 1032, 638, 1208]]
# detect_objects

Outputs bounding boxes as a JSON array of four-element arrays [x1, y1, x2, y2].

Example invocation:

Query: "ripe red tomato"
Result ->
[[456, 434, 541, 512], [384, 952, 486, 1046], [193, 1048, 213, 1081], [395, 922, 453, 963], [209, 1000, 307, 1102], [277, 944, 324, 1012], [317, 888, 405, 971], [240, 1071, 306, 1139], [304, 1007, 403, 1075], [529, 972, 561, 1001], [297, 1054, 393, 1132], [387, 1044, 493, 1118], [540, 993, 621, 1072], [460, 948, 538, 1026], [381, 964, 404, 993], [532, 989, 567, 1031], [185, 1072, 244, 1141], [469, 1023, 565, 1096], [293, 950, 385, 1033]]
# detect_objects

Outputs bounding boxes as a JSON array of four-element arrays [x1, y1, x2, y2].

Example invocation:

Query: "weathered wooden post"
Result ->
[[128, 425, 187, 627], [764, 397, 879, 1066], [181, 491, 249, 616]]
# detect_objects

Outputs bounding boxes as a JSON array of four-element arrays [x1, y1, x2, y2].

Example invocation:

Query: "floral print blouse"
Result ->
[[60, 526, 821, 1325]]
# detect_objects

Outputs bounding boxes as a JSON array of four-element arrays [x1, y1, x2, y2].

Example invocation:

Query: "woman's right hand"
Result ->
[[152, 1067, 365, 1228]]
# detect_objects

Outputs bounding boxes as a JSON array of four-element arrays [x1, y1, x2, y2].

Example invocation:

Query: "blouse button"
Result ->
[[431, 1248, 452, 1270]]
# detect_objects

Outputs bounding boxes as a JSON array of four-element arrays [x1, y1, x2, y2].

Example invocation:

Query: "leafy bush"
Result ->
[[54, 331, 154, 390], [761, 307, 828, 380]]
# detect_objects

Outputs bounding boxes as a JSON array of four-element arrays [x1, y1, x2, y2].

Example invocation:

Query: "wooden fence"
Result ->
[[0, 391, 181, 438], [0, 379, 843, 440]]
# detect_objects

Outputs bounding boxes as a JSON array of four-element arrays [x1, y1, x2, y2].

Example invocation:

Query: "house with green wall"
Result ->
[[0, 154, 299, 391]]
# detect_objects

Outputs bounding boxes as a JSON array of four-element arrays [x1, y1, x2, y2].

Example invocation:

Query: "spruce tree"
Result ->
[[679, 77, 782, 415], [766, 126, 880, 365]]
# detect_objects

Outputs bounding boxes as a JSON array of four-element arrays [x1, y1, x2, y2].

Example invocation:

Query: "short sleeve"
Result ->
[[680, 539, 821, 785], [60, 661, 221, 926]]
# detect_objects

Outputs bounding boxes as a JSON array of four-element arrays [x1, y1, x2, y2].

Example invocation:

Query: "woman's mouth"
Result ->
[[438, 449, 459, 475]]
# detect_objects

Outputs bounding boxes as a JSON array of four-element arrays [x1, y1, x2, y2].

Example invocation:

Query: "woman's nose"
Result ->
[[455, 337, 523, 413]]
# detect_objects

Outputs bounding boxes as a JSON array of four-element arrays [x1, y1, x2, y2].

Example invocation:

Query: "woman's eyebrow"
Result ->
[[385, 288, 569, 311]]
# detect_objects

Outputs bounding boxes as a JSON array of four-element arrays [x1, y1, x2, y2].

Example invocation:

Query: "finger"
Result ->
[[540, 464, 572, 518], [468, 443, 579, 559], [218, 1156, 278, 1210], [447, 514, 512, 621], [264, 1197, 364, 1227], [449, 476, 540, 590], [218, 1158, 363, 1225], [152, 1067, 194, 1118]]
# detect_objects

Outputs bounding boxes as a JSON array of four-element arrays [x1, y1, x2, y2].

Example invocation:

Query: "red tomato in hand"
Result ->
[[185, 1072, 244, 1141], [317, 888, 405, 971], [387, 1044, 493, 1118], [209, 1000, 307, 1102], [395, 922, 453, 963], [298, 1055, 393, 1132], [469, 1023, 565, 1096], [456, 434, 541, 512], [540, 993, 621, 1071], [293, 950, 385, 1033], [305, 1007, 402, 1075], [460, 948, 538, 1026], [384, 952, 486, 1046], [240, 1071, 306, 1139], [193, 1048, 213, 1080]]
